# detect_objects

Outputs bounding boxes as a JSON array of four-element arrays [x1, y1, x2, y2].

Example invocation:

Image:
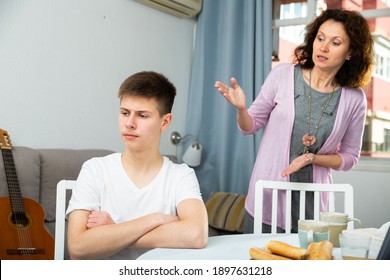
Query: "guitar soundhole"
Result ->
[[8, 211, 31, 229], [12, 212, 29, 227]]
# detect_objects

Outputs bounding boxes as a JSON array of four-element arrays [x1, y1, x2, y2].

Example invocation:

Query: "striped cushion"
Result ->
[[205, 192, 246, 233]]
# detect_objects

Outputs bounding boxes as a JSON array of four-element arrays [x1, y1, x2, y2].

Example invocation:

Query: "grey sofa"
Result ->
[[0, 146, 113, 259]]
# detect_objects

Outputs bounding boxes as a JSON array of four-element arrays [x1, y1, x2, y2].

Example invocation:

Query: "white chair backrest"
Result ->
[[54, 180, 76, 260], [254, 180, 354, 234]]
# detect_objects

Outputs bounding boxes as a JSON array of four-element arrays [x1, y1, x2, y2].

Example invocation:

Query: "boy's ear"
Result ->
[[161, 113, 172, 131]]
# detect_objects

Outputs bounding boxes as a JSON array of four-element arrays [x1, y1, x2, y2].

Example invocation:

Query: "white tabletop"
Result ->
[[137, 233, 341, 260]]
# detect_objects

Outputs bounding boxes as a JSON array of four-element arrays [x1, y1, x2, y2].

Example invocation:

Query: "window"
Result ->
[[374, 35, 390, 81], [279, 2, 306, 45], [385, 128, 390, 151]]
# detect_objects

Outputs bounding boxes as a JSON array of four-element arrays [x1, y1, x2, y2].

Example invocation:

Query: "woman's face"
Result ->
[[312, 19, 351, 72]]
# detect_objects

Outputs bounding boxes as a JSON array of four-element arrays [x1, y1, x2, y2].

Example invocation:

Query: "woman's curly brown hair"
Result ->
[[294, 9, 375, 88]]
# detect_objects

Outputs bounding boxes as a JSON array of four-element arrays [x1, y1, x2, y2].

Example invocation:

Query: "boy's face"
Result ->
[[119, 95, 171, 151]]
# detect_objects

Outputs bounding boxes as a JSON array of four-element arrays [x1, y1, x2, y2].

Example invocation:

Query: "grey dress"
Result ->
[[289, 66, 341, 232]]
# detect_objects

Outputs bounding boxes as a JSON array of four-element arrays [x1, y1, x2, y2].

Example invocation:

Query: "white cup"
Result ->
[[339, 233, 371, 260], [298, 220, 329, 248], [320, 212, 362, 247]]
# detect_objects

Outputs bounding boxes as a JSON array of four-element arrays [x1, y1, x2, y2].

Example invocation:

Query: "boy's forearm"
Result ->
[[68, 212, 175, 259]]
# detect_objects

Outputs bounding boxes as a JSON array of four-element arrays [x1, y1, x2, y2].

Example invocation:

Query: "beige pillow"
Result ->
[[205, 192, 246, 233]]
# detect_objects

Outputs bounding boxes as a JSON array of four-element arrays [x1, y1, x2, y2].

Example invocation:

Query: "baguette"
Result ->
[[250, 247, 292, 260], [304, 240, 333, 260], [265, 240, 307, 260]]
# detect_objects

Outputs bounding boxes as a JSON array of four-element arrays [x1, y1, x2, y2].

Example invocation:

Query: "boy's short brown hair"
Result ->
[[118, 71, 176, 116]]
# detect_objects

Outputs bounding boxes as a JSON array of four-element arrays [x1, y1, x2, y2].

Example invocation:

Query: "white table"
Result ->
[[137, 233, 341, 260]]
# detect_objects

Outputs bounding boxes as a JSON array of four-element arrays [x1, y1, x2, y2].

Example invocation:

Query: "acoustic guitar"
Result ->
[[0, 129, 54, 259]]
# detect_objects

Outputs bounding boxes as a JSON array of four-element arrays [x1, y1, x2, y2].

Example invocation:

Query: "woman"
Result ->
[[215, 9, 374, 233]]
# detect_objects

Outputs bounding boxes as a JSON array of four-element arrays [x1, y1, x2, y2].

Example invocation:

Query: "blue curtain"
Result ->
[[186, 0, 273, 199]]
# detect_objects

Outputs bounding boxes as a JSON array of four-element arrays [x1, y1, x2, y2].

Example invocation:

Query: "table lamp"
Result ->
[[170, 131, 202, 167]]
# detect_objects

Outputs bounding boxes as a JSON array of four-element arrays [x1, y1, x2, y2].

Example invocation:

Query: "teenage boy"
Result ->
[[66, 71, 208, 259]]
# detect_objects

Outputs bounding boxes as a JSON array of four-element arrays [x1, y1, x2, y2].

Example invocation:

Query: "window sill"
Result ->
[[354, 157, 390, 172]]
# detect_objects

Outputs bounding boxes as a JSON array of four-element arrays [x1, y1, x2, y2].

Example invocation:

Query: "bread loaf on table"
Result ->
[[305, 240, 333, 260], [250, 240, 333, 260], [249, 247, 292, 260], [265, 240, 307, 260]]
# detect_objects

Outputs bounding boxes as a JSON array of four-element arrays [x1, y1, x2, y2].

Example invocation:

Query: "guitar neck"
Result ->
[[1, 148, 25, 212]]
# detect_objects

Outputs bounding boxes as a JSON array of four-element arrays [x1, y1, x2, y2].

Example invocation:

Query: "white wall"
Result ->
[[333, 159, 390, 229], [0, 0, 195, 154]]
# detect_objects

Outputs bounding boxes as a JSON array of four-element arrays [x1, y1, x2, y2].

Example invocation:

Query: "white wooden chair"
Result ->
[[254, 180, 355, 234], [54, 180, 76, 260]]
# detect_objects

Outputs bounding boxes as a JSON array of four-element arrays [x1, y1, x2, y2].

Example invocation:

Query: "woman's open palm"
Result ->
[[215, 77, 246, 110]]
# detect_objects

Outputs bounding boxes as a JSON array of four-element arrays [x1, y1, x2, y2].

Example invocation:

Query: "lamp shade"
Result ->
[[182, 142, 202, 167]]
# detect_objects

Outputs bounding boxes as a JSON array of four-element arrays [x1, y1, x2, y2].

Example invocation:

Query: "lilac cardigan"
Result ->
[[241, 63, 367, 229]]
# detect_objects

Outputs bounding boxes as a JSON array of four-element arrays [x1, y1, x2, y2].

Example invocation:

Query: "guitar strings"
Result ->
[[2, 149, 34, 254]]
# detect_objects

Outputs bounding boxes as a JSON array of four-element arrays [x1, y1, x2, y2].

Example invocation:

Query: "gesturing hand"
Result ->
[[215, 77, 247, 111], [281, 153, 315, 177], [86, 210, 115, 229]]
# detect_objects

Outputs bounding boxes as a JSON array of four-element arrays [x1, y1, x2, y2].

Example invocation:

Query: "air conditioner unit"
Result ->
[[135, 0, 202, 18]]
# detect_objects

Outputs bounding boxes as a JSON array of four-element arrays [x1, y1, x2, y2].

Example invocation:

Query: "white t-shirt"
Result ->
[[66, 153, 203, 259]]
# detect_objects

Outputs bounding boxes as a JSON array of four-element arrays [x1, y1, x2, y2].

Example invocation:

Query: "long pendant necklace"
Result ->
[[303, 70, 335, 154]]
